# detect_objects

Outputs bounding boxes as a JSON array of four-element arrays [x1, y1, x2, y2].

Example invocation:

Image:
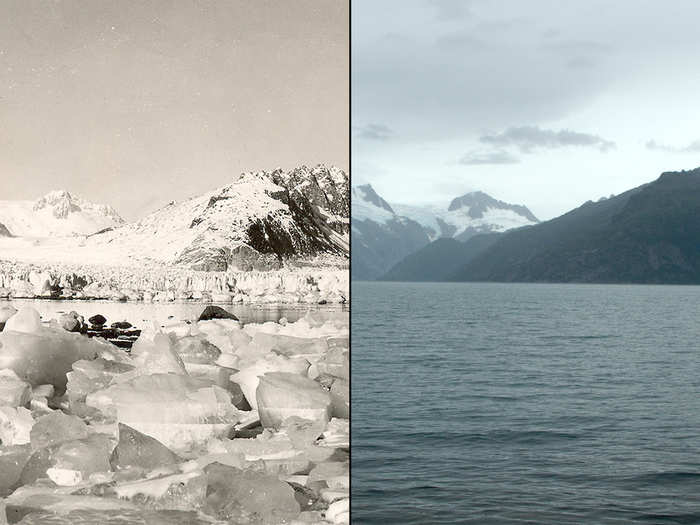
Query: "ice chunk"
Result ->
[[219, 431, 311, 476], [171, 334, 221, 364], [0, 406, 33, 445], [20, 433, 114, 486], [308, 461, 349, 490], [203, 462, 300, 523], [0, 326, 126, 391], [113, 471, 207, 510], [0, 305, 17, 324], [30, 411, 89, 450], [279, 416, 327, 450], [309, 347, 348, 381], [110, 423, 180, 471], [66, 358, 136, 415], [86, 373, 240, 451], [0, 369, 32, 408], [325, 498, 349, 524], [329, 378, 349, 419], [4, 485, 140, 522], [130, 332, 187, 375], [3, 307, 41, 334], [251, 332, 328, 359], [317, 418, 349, 449], [232, 354, 309, 409], [0, 444, 32, 496], [256, 372, 332, 430]]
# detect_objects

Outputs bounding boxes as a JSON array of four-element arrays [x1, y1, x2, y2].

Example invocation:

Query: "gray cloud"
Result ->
[[355, 123, 395, 141], [480, 126, 616, 153], [435, 30, 485, 50], [566, 56, 596, 69], [459, 149, 520, 165], [428, 0, 474, 21], [646, 139, 700, 153]]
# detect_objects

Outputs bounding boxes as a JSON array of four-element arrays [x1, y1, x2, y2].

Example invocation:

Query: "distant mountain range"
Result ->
[[351, 184, 538, 280], [382, 167, 700, 284], [0, 190, 124, 237], [0, 165, 349, 271]]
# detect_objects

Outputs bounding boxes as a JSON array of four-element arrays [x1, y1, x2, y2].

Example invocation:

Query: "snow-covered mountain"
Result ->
[[86, 165, 349, 271], [351, 184, 431, 280], [351, 184, 538, 280], [0, 190, 124, 237], [392, 191, 539, 241], [0, 166, 349, 272]]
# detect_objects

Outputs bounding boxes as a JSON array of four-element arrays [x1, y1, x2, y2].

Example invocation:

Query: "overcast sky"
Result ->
[[352, 0, 700, 220], [1, 0, 348, 220]]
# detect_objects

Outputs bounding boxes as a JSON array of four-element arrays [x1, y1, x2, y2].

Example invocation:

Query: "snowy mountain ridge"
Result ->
[[0, 165, 349, 272], [0, 190, 124, 237], [351, 183, 538, 280]]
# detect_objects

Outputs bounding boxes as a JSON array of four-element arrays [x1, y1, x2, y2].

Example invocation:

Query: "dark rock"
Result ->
[[88, 314, 106, 326], [318, 299, 328, 305], [0, 322, 4, 332], [198, 306, 238, 322], [110, 321, 132, 329]]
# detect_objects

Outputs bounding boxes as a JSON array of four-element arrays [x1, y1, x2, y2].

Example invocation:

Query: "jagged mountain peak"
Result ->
[[447, 191, 539, 223], [86, 166, 349, 271], [353, 184, 395, 215]]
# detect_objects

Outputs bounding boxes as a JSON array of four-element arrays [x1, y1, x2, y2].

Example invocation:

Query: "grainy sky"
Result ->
[[0, 0, 348, 220], [352, 0, 700, 220]]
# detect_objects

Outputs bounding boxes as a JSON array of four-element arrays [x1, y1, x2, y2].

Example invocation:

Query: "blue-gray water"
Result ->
[[352, 281, 700, 524]]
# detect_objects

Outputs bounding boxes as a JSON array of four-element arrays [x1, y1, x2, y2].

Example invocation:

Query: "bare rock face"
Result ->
[[198, 306, 239, 322]]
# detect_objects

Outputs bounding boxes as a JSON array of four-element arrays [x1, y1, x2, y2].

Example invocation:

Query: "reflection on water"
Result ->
[[2, 298, 348, 328]]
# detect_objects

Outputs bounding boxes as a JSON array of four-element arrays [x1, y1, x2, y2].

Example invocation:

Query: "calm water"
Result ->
[[2, 298, 347, 327], [352, 281, 700, 524]]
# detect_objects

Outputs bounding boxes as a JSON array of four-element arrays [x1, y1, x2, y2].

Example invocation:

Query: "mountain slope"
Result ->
[[83, 165, 348, 271], [392, 191, 539, 241], [0, 190, 124, 237], [382, 233, 501, 282], [451, 167, 700, 283], [351, 185, 430, 280]]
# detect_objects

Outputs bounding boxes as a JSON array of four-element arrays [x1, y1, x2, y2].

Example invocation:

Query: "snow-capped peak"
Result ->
[[0, 190, 124, 237]]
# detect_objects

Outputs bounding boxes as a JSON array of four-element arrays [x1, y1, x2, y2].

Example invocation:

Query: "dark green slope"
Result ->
[[381, 234, 500, 282], [451, 168, 700, 284]]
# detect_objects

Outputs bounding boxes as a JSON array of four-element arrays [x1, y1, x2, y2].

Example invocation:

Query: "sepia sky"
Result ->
[[352, 0, 700, 220], [0, 0, 348, 220]]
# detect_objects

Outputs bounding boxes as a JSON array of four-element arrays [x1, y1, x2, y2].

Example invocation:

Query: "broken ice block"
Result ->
[[0, 444, 32, 496], [3, 307, 42, 334], [0, 406, 33, 445], [310, 347, 349, 381], [130, 332, 187, 375], [113, 470, 207, 510], [251, 332, 328, 359], [317, 418, 349, 449], [110, 423, 181, 471], [203, 462, 300, 523], [232, 354, 310, 409], [30, 411, 89, 450], [66, 358, 136, 414], [0, 305, 17, 324], [20, 433, 113, 486], [329, 378, 349, 419], [0, 325, 125, 391], [0, 369, 31, 408], [325, 498, 349, 524], [171, 334, 221, 364], [86, 373, 240, 451], [256, 372, 332, 430]]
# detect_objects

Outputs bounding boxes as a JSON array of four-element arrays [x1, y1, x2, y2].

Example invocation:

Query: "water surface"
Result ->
[[352, 281, 700, 524], [2, 298, 347, 327]]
